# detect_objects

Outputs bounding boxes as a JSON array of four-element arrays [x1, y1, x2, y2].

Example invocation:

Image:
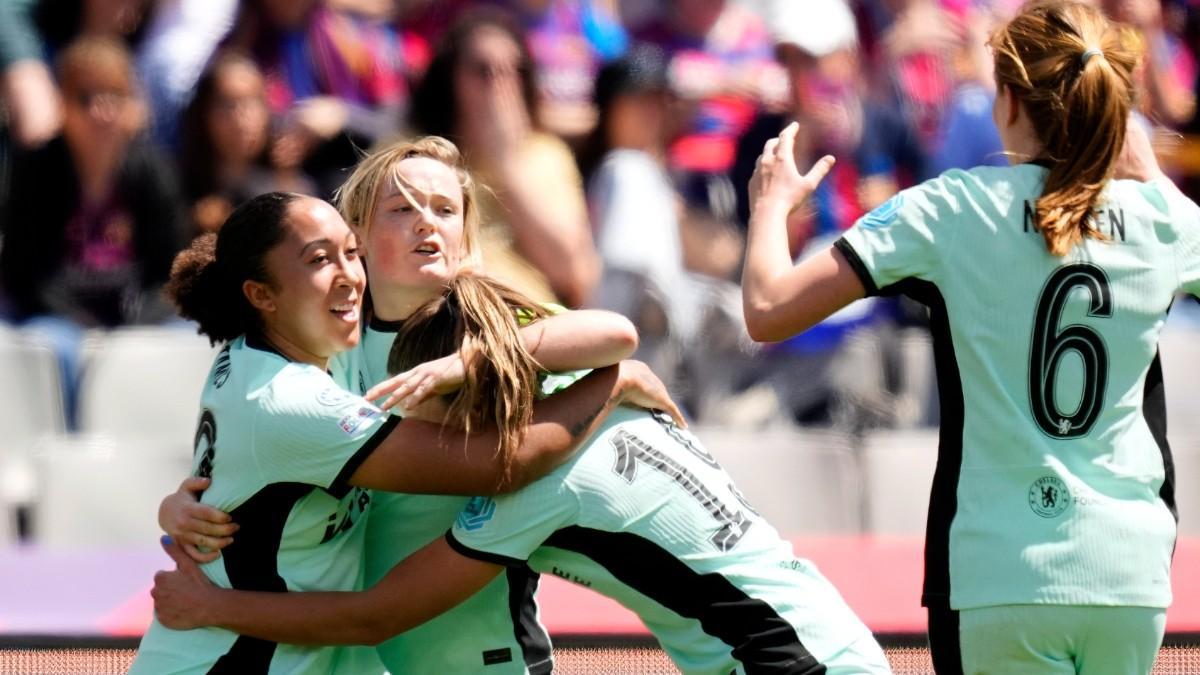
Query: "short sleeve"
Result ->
[[837, 174, 961, 295], [447, 484, 577, 566], [253, 367, 400, 497]]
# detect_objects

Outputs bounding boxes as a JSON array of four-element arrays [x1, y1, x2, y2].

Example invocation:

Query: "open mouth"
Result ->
[[413, 241, 442, 257], [330, 300, 360, 323]]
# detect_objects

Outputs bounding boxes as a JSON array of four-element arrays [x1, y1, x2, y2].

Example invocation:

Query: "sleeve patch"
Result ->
[[861, 193, 904, 230], [455, 496, 497, 531], [337, 406, 382, 435]]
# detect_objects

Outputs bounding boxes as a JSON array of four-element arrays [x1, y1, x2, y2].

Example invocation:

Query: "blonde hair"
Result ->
[[990, 0, 1138, 256], [335, 136, 484, 267], [388, 273, 549, 484]]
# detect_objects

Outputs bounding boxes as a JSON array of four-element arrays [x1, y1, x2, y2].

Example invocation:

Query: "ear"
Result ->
[[243, 279, 276, 313], [1004, 84, 1020, 126]]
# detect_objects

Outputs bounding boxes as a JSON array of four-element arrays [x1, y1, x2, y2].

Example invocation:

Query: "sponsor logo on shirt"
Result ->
[[456, 496, 496, 531], [861, 194, 903, 230], [1028, 476, 1071, 518], [337, 406, 381, 435]]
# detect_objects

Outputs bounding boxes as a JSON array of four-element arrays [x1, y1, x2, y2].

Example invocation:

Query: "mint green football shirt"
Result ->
[[449, 407, 878, 675], [130, 335, 398, 675], [838, 166, 1199, 611], [351, 315, 555, 675]]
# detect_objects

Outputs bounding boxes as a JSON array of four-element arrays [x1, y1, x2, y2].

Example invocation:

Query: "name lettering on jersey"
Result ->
[[609, 430, 752, 552], [194, 409, 217, 479], [320, 487, 371, 543], [212, 347, 232, 389], [456, 496, 497, 531], [550, 565, 592, 588], [1022, 201, 1126, 241]]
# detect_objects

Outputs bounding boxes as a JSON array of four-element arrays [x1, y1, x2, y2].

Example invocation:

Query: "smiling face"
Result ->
[[360, 156, 467, 315], [247, 197, 365, 366]]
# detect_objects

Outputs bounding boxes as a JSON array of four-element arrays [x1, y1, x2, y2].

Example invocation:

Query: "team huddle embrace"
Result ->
[[133, 2, 1196, 674]]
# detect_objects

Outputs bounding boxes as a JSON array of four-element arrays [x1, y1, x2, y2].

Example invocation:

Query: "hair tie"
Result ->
[[1081, 47, 1103, 65]]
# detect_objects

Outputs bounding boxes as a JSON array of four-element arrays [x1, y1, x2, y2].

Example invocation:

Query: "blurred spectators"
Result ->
[[410, 8, 600, 307], [734, 0, 926, 252], [0, 37, 187, 425], [860, 0, 962, 151], [0, 0, 150, 150], [224, 0, 408, 196], [1104, 0, 1197, 128], [635, 0, 784, 175], [508, 0, 629, 141], [179, 51, 316, 234]]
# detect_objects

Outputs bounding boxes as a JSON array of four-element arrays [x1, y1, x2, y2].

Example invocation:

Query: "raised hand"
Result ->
[[749, 122, 836, 217]]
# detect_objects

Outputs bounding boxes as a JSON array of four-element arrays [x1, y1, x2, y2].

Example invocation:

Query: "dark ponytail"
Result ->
[[166, 192, 300, 344]]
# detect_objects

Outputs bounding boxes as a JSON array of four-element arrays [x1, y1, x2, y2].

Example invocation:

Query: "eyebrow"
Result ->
[[299, 239, 335, 258]]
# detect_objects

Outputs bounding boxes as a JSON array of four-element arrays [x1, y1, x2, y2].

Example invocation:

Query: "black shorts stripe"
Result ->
[[208, 482, 313, 674], [879, 279, 964, 609], [927, 607, 964, 675], [542, 526, 826, 675], [507, 566, 553, 675]]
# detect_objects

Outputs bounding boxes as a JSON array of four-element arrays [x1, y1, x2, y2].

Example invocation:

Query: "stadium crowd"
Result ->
[[0, 0, 1197, 430]]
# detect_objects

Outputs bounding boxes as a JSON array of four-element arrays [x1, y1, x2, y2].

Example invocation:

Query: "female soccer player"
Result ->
[[129, 191, 679, 674], [151, 271, 891, 675], [159, 137, 644, 674], [740, 2, 1196, 673]]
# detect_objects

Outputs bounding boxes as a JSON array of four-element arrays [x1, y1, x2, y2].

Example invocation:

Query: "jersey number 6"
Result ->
[[1028, 263, 1113, 439]]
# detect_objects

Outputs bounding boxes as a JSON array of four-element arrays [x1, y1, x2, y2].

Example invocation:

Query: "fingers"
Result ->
[[183, 543, 222, 564], [179, 529, 234, 551], [804, 154, 837, 186], [185, 513, 238, 538], [179, 476, 210, 495], [365, 373, 406, 405], [778, 121, 799, 167], [660, 399, 688, 430], [762, 137, 780, 161], [161, 535, 192, 567]]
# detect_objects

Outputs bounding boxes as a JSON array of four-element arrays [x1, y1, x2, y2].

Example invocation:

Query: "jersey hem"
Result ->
[[328, 415, 402, 498], [834, 237, 879, 296], [445, 530, 529, 567]]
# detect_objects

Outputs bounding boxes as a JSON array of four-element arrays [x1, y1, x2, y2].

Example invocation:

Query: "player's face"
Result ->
[[253, 198, 365, 365], [362, 157, 466, 303]]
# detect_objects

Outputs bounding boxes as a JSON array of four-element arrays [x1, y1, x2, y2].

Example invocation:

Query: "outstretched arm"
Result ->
[[741, 123, 866, 342], [153, 536, 500, 645], [369, 309, 637, 412], [351, 360, 684, 496]]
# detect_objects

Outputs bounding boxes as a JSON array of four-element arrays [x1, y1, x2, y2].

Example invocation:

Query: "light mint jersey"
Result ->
[[838, 166, 1200, 611], [131, 336, 398, 675], [449, 407, 880, 675], [349, 315, 558, 675]]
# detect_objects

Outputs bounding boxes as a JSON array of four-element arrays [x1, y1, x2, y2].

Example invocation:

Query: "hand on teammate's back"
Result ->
[[749, 122, 836, 216], [614, 360, 687, 429], [158, 477, 237, 564]]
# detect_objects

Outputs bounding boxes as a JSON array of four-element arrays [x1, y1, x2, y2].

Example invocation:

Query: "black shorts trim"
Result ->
[[927, 607, 964, 675]]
